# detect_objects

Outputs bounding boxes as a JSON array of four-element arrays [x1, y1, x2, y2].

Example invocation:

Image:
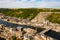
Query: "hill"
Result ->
[[0, 8, 60, 20]]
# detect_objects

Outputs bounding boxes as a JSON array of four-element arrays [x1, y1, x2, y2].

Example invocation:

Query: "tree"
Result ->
[[12, 36, 17, 40]]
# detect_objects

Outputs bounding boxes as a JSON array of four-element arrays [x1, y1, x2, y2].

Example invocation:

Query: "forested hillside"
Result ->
[[0, 8, 60, 20], [46, 13, 60, 24]]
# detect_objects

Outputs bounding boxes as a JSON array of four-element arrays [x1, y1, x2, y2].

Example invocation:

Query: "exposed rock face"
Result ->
[[31, 12, 60, 32], [31, 12, 52, 24]]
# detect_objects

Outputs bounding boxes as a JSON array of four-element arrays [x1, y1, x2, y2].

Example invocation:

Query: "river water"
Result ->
[[0, 19, 60, 40], [44, 30, 60, 40], [0, 19, 45, 33]]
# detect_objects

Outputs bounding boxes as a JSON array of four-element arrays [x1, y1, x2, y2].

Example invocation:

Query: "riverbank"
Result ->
[[0, 12, 60, 40]]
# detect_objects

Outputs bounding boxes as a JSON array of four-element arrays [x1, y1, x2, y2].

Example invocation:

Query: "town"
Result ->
[[0, 8, 60, 40]]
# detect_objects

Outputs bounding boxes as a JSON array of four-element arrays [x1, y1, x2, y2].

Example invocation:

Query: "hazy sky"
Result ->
[[0, 0, 60, 8]]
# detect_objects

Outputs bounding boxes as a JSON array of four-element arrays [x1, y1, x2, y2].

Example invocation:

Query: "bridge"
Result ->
[[39, 27, 52, 34]]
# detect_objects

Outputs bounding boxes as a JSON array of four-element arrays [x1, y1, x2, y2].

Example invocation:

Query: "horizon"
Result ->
[[0, 0, 60, 8]]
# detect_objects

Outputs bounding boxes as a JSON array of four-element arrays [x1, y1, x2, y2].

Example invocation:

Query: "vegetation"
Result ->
[[0, 8, 40, 20], [12, 36, 23, 40], [46, 13, 60, 24], [17, 38, 23, 40], [12, 36, 17, 40], [0, 8, 60, 20]]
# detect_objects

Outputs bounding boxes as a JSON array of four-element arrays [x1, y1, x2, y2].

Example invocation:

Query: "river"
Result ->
[[0, 19, 45, 33]]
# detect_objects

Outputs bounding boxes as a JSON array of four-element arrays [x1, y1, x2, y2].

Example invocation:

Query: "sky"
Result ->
[[0, 0, 60, 8]]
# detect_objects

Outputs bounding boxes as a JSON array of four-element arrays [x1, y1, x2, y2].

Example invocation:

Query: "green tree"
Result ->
[[12, 36, 17, 40]]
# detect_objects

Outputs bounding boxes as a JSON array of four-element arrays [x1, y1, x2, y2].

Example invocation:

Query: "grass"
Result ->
[[0, 8, 40, 20], [0, 8, 60, 20], [46, 13, 60, 24]]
